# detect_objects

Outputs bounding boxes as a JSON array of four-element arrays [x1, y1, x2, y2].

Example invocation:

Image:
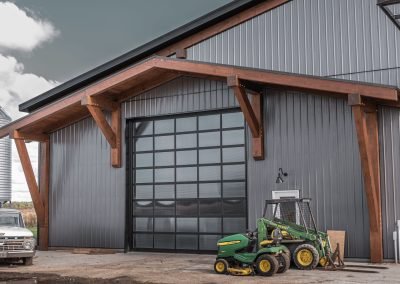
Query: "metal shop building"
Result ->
[[1, 0, 399, 263]]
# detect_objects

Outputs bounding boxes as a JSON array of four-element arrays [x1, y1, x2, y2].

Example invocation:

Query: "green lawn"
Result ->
[[28, 226, 38, 240]]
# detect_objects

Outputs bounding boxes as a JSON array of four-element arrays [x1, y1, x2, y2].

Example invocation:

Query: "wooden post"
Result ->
[[349, 94, 383, 263], [14, 138, 45, 226], [38, 141, 50, 250]]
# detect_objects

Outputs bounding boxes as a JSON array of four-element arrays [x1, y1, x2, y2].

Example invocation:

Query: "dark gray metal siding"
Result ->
[[49, 76, 237, 248], [187, 0, 400, 88], [379, 106, 400, 259], [247, 89, 369, 258]]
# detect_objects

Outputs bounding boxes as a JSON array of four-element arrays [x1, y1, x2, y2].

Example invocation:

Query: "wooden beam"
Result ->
[[14, 138, 45, 225], [251, 92, 264, 159], [175, 49, 187, 59], [86, 105, 116, 148], [10, 131, 49, 142], [228, 75, 264, 159], [111, 105, 121, 168], [228, 79, 260, 137], [38, 141, 50, 250], [81, 95, 118, 111], [350, 100, 383, 263]]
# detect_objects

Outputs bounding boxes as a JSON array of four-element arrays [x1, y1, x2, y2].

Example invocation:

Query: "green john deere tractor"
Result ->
[[214, 198, 333, 276]]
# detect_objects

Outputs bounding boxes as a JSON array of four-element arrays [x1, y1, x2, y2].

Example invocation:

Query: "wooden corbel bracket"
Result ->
[[82, 95, 121, 168], [227, 75, 264, 160]]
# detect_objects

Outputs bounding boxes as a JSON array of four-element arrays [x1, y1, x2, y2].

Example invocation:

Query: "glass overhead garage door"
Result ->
[[127, 110, 247, 252]]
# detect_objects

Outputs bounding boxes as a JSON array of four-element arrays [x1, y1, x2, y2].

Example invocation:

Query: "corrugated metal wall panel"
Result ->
[[49, 76, 237, 248], [187, 0, 400, 86], [329, 68, 400, 88], [247, 89, 369, 258], [379, 106, 400, 259], [49, 117, 125, 248], [123, 76, 238, 118]]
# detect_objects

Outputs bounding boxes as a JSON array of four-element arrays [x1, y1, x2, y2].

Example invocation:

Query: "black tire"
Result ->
[[214, 259, 229, 274], [255, 254, 279, 276], [293, 244, 319, 270], [276, 252, 290, 273], [23, 257, 33, 266]]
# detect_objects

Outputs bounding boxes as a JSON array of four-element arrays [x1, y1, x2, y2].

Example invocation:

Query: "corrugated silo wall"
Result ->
[[0, 114, 11, 202]]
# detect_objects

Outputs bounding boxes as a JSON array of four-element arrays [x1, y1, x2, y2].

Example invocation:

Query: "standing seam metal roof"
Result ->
[[19, 0, 270, 113]]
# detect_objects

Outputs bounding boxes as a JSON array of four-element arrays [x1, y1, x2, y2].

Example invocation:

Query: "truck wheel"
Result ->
[[23, 257, 33, 266], [255, 254, 279, 276], [214, 259, 229, 274], [276, 252, 290, 273], [293, 244, 319, 270]]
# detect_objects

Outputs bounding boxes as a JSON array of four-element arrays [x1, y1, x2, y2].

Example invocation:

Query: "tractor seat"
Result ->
[[259, 239, 275, 246], [260, 228, 283, 247]]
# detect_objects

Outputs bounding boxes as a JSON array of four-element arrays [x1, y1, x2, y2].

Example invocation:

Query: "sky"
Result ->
[[0, 0, 231, 201]]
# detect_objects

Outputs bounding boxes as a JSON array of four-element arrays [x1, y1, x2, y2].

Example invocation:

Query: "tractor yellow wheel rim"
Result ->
[[319, 256, 328, 267], [297, 249, 313, 266], [215, 261, 226, 272], [258, 259, 271, 272]]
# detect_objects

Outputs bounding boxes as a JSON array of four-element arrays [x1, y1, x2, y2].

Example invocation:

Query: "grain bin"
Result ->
[[0, 107, 11, 203]]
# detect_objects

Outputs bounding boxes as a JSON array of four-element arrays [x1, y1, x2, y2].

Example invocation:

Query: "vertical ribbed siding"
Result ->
[[330, 68, 400, 88], [247, 89, 369, 258], [49, 117, 125, 248], [187, 0, 400, 87], [49, 76, 237, 248], [379, 106, 400, 259], [123, 76, 238, 118], [0, 108, 11, 202]]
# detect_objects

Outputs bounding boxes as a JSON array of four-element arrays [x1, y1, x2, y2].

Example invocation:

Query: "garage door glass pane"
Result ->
[[199, 149, 220, 164], [136, 137, 153, 151], [199, 199, 221, 216], [222, 147, 245, 163], [135, 121, 153, 136], [199, 166, 220, 181], [223, 199, 246, 216], [176, 150, 197, 165], [155, 135, 174, 150], [223, 182, 245, 198], [199, 235, 220, 250], [176, 117, 196, 132], [199, 218, 221, 233], [135, 218, 153, 232], [155, 184, 175, 199], [223, 217, 246, 234], [199, 183, 221, 198], [222, 130, 244, 145], [176, 184, 197, 198], [155, 152, 174, 166], [155, 201, 175, 216], [154, 218, 175, 232], [199, 132, 220, 147], [199, 114, 220, 130], [135, 185, 153, 199], [176, 218, 197, 232], [154, 234, 175, 249], [177, 167, 197, 182], [136, 153, 153, 167], [136, 169, 153, 183], [223, 164, 245, 180], [155, 168, 174, 183], [177, 235, 198, 250], [134, 201, 153, 216], [155, 119, 174, 134], [176, 200, 198, 216], [222, 112, 244, 128], [135, 234, 153, 248], [176, 133, 197, 148]]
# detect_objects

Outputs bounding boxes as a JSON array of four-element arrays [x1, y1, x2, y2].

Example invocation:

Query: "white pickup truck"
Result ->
[[0, 208, 35, 265]]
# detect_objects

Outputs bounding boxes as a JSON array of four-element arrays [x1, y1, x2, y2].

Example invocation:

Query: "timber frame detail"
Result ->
[[348, 94, 383, 263], [81, 96, 122, 168], [10, 130, 50, 250], [227, 75, 264, 159]]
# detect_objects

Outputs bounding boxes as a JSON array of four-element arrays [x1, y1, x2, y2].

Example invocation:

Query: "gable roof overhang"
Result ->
[[1, 56, 399, 139], [18, 0, 291, 113]]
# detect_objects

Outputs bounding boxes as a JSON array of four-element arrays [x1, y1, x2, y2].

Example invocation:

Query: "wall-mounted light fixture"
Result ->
[[276, 168, 288, 184]]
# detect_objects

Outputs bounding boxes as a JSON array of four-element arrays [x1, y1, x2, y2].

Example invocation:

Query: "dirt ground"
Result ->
[[0, 251, 399, 283]]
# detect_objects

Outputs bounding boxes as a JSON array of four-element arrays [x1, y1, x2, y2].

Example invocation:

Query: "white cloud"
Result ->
[[0, 2, 59, 51], [0, 2, 60, 202]]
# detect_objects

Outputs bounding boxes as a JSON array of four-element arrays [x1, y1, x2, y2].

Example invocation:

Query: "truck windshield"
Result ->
[[0, 214, 21, 227]]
